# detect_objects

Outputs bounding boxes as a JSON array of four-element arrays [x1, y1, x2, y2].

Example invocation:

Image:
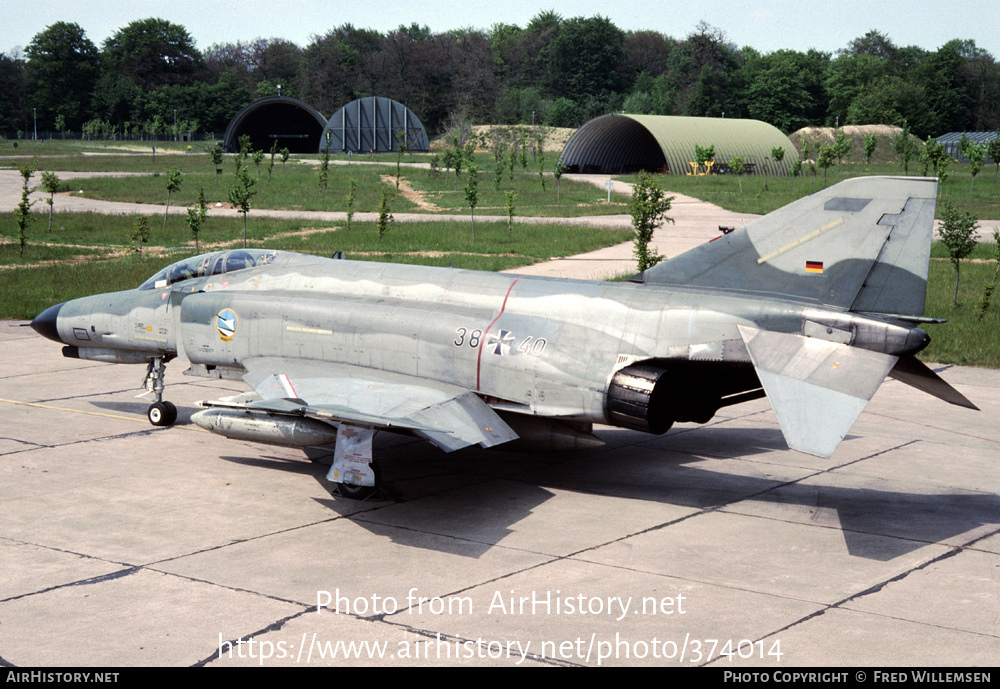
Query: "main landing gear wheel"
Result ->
[[335, 464, 381, 500], [148, 401, 177, 427]]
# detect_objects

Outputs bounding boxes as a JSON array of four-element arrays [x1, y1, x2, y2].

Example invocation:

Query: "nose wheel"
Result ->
[[148, 401, 178, 426], [142, 356, 177, 427]]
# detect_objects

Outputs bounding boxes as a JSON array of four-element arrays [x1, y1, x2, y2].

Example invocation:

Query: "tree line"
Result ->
[[1, 14, 998, 141]]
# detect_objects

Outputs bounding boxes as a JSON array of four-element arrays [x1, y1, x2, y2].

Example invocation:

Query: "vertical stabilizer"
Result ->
[[643, 177, 938, 315]]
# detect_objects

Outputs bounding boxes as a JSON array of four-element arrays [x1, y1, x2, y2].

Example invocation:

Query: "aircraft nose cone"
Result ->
[[31, 302, 65, 343]]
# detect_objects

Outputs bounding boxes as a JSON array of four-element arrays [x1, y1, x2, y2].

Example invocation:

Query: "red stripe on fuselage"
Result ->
[[476, 276, 523, 390]]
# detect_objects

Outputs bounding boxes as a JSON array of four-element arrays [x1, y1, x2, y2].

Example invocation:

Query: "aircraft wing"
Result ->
[[237, 357, 518, 452]]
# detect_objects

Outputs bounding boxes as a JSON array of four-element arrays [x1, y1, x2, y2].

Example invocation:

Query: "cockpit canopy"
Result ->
[[138, 249, 280, 290]]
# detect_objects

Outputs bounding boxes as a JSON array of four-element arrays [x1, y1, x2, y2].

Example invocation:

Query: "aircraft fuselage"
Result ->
[[42, 251, 925, 432]]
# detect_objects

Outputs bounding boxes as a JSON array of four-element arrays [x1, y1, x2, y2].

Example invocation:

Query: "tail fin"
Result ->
[[642, 176, 938, 316]]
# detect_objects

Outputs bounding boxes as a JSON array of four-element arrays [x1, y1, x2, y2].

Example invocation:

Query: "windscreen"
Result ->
[[138, 249, 279, 290]]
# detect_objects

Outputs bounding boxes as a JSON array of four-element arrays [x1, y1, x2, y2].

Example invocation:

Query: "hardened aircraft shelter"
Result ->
[[560, 114, 798, 175], [223, 96, 328, 153], [320, 97, 429, 154]]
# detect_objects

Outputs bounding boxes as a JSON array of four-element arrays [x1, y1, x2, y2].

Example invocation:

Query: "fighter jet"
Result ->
[[31, 176, 976, 498]]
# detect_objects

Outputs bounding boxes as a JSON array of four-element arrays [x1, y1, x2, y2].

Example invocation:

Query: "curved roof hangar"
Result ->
[[560, 115, 798, 175], [223, 96, 327, 154], [321, 97, 429, 154]]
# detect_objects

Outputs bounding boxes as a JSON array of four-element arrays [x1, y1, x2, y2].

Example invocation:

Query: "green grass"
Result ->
[[400, 165, 627, 216], [42, 159, 628, 217], [920, 259, 1000, 367], [930, 242, 998, 261], [0, 241, 108, 264], [0, 211, 244, 253], [67, 165, 416, 213], [0, 254, 182, 320], [266, 219, 631, 260], [0, 138, 217, 168]]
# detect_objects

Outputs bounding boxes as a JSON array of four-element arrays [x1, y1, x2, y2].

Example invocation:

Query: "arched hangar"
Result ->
[[320, 97, 429, 154], [560, 115, 798, 175], [223, 96, 327, 153]]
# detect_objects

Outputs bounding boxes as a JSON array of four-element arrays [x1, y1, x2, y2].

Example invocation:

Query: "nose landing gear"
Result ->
[[142, 356, 177, 426]]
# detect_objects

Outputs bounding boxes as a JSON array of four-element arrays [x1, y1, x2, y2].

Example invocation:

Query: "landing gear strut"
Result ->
[[327, 423, 382, 499], [142, 356, 177, 427]]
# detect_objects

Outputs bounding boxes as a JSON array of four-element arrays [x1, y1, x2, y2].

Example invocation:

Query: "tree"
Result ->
[[964, 141, 985, 200], [729, 155, 747, 192], [235, 134, 251, 173], [395, 129, 408, 189], [671, 23, 741, 117], [318, 147, 330, 194], [252, 149, 265, 191], [832, 131, 852, 163], [892, 124, 917, 175], [988, 133, 1000, 181], [518, 135, 529, 180], [102, 18, 204, 90], [920, 137, 950, 188], [543, 15, 624, 102], [451, 135, 465, 189], [737, 49, 825, 132], [545, 97, 582, 127], [824, 52, 888, 126], [264, 141, 278, 189], [622, 73, 676, 116], [15, 164, 35, 258], [377, 185, 394, 240], [975, 228, 1000, 320], [186, 208, 202, 254], [40, 171, 60, 231], [186, 187, 208, 252], [228, 164, 256, 248], [790, 159, 803, 192], [163, 167, 182, 230], [554, 161, 568, 201], [770, 146, 785, 176], [131, 216, 150, 255], [0, 52, 28, 134], [210, 143, 223, 181], [25, 22, 99, 131], [864, 133, 879, 168], [817, 144, 837, 185], [799, 134, 811, 162], [536, 134, 547, 190], [629, 172, 673, 271], [938, 202, 979, 305], [464, 164, 480, 241], [346, 178, 357, 230], [505, 191, 517, 237], [694, 144, 715, 172]]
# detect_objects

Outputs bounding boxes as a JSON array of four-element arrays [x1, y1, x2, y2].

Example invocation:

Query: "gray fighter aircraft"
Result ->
[[31, 176, 976, 498]]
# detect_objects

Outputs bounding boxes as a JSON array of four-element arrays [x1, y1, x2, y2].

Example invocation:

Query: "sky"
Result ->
[[3, 0, 998, 58]]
